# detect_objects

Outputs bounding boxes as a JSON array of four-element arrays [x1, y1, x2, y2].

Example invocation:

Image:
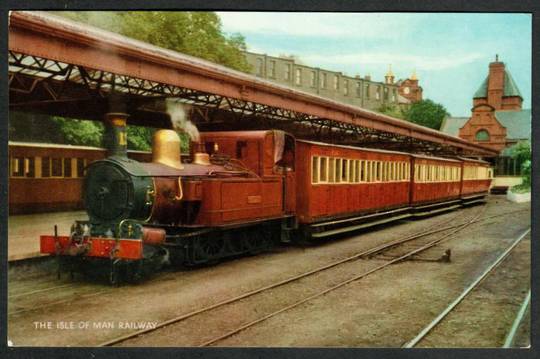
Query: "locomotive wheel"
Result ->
[[194, 236, 225, 264]]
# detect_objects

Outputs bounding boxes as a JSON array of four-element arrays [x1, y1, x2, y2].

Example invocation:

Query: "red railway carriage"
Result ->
[[410, 155, 462, 206], [459, 157, 493, 199], [295, 140, 411, 237], [8, 141, 151, 214]]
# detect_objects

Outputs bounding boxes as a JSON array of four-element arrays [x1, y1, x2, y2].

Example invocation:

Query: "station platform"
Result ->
[[8, 211, 87, 262]]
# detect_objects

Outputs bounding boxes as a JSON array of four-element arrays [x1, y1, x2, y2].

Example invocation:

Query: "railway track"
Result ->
[[402, 227, 531, 348], [99, 205, 519, 347], [7, 205, 476, 313]]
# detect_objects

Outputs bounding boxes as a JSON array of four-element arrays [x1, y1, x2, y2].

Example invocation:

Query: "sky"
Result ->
[[217, 12, 532, 117]]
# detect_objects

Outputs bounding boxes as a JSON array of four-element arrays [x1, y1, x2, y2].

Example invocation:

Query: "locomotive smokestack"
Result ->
[[152, 129, 184, 169], [103, 112, 129, 158]]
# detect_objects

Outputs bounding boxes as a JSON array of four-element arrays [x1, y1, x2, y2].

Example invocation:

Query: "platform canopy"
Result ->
[[8, 11, 498, 156]]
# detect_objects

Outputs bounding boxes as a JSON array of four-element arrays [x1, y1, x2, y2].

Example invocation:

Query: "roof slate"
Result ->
[[473, 68, 523, 99], [439, 116, 469, 137], [495, 109, 531, 140]]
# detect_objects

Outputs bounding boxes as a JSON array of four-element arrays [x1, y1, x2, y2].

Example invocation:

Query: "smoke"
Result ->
[[165, 98, 200, 142]]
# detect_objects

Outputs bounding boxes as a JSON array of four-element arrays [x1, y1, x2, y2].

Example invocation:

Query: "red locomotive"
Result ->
[[39, 113, 492, 283]]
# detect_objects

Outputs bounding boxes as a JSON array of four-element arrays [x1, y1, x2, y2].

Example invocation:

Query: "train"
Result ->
[[8, 142, 152, 214], [39, 113, 493, 283]]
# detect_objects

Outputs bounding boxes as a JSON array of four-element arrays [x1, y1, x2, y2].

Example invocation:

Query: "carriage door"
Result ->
[[274, 132, 296, 214]]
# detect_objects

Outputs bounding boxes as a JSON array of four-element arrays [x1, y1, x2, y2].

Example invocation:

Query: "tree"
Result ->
[[511, 140, 531, 190], [53, 11, 251, 73], [403, 99, 450, 130], [50, 117, 104, 147], [377, 103, 406, 120]]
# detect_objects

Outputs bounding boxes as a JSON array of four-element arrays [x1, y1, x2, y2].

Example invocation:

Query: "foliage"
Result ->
[[511, 140, 531, 191], [377, 103, 406, 120], [126, 125, 154, 151], [402, 99, 450, 130], [9, 112, 153, 151], [53, 11, 251, 73], [50, 117, 104, 147]]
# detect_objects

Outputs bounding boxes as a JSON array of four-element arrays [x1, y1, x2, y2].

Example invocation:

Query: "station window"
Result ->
[[295, 68, 302, 85], [383, 87, 389, 100], [343, 80, 349, 96], [365, 84, 370, 99], [321, 73, 327, 88], [269, 60, 276, 78], [333, 75, 339, 90], [475, 129, 490, 142], [256, 58, 263, 77], [284, 64, 291, 81], [376, 87, 381, 100], [356, 82, 362, 97], [310, 71, 316, 87]]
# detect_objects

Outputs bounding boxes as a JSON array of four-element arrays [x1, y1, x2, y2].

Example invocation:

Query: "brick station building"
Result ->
[[440, 56, 531, 182]]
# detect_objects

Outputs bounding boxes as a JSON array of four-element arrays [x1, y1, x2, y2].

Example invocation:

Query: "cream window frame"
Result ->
[[320, 157, 328, 183], [335, 158, 342, 183], [311, 156, 319, 184], [341, 158, 349, 183], [328, 158, 336, 183]]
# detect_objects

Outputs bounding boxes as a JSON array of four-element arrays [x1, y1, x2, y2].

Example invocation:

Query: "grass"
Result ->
[[509, 184, 531, 194]]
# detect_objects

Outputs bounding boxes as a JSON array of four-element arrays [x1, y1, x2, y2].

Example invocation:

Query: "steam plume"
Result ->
[[165, 98, 200, 142]]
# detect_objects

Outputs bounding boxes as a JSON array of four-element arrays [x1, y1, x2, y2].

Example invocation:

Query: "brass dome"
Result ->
[[152, 129, 184, 169]]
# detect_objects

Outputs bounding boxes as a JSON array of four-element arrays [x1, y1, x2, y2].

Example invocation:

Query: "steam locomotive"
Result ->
[[40, 112, 492, 283]]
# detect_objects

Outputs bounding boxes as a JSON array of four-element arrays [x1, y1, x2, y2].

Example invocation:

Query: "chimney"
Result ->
[[364, 74, 371, 81], [103, 113, 129, 158], [487, 54, 505, 110]]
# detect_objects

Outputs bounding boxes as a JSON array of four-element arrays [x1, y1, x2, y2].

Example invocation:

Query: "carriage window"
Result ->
[[335, 159, 342, 183], [64, 158, 72, 178], [320, 157, 328, 182], [11, 157, 24, 177], [328, 158, 336, 183], [354, 160, 360, 183], [376, 162, 381, 182], [406, 163, 410, 180], [42, 157, 51, 177], [312, 156, 319, 183], [51, 158, 63, 177], [348, 160, 355, 182], [382, 162, 387, 182], [391, 162, 396, 181], [76, 158, 86, 178], [342, 159, 349, 182]]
